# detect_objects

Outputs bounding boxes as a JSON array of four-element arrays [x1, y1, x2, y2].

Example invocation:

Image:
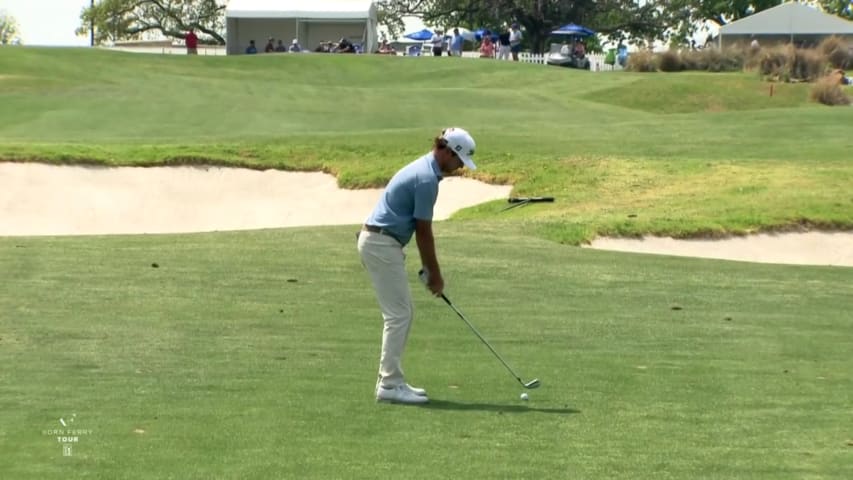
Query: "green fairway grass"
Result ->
[[1, 225, 851, 479], [0, 47, 852, 478], [1, 48, 852, 243]]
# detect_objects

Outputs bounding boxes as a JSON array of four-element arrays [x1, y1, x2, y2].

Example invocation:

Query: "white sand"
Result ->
[[1, 162, 850, 267], [0, 163, 511, 236], [586, 233, 853, 267]]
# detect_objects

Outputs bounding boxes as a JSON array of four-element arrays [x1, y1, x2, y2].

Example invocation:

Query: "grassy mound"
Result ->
[[1, 47, 852, 243]]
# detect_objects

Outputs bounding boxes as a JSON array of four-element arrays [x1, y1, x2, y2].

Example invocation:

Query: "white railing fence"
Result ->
[[443, 50, 623, 72]]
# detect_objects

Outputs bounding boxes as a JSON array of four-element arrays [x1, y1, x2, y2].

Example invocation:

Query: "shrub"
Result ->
[[723, 47, 747, 71], [826, 47, 852, 70], [788, 45, 827, 82], [658, 50, 683, 72], [691, 47, 744, 72], [810, 76, 852, 106], [759, 47, 789, 79], [743, 45, 764, 71], [680, 49, 702, 71], [818, 36, 852, 69], [625, 49, 657, 72]]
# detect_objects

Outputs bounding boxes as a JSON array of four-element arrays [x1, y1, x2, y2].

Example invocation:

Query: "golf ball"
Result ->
[[520, 393, 529, 401]]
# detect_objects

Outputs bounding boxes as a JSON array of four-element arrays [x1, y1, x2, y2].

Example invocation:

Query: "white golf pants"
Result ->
[[357, 230, 413, 388]]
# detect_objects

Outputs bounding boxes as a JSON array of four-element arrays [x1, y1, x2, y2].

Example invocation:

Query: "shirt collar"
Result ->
[[428, 152, 443, 181]]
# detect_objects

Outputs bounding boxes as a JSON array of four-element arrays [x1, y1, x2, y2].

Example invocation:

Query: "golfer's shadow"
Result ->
[[419, 399, 580, 414]]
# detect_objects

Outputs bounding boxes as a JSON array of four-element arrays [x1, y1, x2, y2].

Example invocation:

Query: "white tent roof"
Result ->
[[720, 2, 853, 35], [226, 0, 375, 19]]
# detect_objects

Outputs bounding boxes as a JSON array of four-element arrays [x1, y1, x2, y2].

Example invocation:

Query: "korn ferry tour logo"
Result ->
[[42, 414, 93, 457]]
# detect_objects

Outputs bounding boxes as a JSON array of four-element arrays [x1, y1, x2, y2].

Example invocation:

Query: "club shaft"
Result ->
[[441, 294, 525, 386]]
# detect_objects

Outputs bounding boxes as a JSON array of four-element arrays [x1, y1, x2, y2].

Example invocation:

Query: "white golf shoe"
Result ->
[[404, 383, 427, 396], [376, 384, 429, 404], [375, 380, 427, 397]]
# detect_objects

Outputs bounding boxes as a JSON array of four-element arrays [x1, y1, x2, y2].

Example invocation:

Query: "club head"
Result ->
[[524, 379, 541, 389]]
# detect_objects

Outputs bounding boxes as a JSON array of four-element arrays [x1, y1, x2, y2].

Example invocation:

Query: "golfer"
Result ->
[[357, 127, 477, 404]]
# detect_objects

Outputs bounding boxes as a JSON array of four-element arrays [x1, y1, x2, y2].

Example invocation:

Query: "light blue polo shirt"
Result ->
[[365, 153, 442, 246]]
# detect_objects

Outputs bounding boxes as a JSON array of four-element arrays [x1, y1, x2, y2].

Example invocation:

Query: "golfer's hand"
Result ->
[[427, 273, 444, 296]]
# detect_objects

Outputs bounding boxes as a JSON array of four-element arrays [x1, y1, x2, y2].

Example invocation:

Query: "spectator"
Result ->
[[185, 29, 198, 55], [264, 37, 275, 53], [245, 40, 257, 54], [430, 29, 444, 57], [617, 40, 628, 67], [378, 39, 396, 55], [750, 35, 760, 50], [560, 41, 570, 56], [831, 69, 852, 86], [336, 37, 355, 53], [497, 27, 511, 60], [509, 23, 522, 61], [479, 31, 495, 58], [574, 39, 586, 58], [275, 39, 287, 52], [450, 28, 464, 57], [289, 39, 302, 52]]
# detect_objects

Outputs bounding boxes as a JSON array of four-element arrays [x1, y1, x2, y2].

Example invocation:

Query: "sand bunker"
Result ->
[[586, 233, 853, 267], [0, 163, 511, 236], [1, 162, 850, 267]]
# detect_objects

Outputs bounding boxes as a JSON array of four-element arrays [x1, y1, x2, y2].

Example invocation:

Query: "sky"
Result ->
[[0, 1, 426, 46], [1, 0, 91, 46]]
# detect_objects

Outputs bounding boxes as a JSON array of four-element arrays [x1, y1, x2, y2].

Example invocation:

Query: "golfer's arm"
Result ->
[[415, 219, 440, 277]]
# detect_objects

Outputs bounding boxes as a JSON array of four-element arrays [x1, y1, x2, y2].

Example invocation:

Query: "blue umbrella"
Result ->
[[403, 29, 435, 41], [551, 23, 596, 37], [474, 29, 499, 42]]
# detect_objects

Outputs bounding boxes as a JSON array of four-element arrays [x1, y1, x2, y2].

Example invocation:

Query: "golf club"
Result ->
[[500, 196, 555, 213], [419, 269, 541, 389]]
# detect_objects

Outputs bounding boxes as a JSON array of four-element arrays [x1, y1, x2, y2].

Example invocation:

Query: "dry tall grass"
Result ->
[[625, 50, 658, 72], [810, 75, 852, 106], [658, 51, 682, 72], [758, 44, 829, 82], [818, 36, 852, 69]]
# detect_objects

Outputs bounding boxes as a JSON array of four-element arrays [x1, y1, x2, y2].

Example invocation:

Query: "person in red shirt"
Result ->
[[185, 29, 198, 55]]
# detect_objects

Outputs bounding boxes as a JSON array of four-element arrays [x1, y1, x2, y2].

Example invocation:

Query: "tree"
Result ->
[[77, 0, 226, 45], [0, 10, 21, 45], [377, 0, 672, 53], [820, 0, 853, 20]]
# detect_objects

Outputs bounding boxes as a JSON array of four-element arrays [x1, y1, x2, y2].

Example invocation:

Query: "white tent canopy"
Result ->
[[719, 2, 853, 46], [226, 0, 378, 54]]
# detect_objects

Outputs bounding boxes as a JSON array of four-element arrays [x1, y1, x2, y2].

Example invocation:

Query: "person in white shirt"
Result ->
[[430, 29, 444, 57], [509, 23, 523, 61]]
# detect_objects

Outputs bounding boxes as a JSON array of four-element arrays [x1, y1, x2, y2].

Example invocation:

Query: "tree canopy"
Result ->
[[377, 0, 671, 52], [76, 1, 851, 50], [820, 0, 853, 20], [1, 10, 21, 45], [376, 1, 795, 52], [78, 0, 225, 45]]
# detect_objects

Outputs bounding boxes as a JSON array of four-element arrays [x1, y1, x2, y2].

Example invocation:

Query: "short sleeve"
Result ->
[[412, 180, 438, 221]]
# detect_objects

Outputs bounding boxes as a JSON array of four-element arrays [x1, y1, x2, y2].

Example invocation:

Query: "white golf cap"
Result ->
[[441, 127, 477, 170]]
